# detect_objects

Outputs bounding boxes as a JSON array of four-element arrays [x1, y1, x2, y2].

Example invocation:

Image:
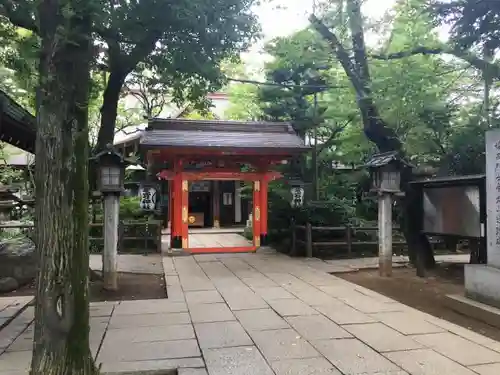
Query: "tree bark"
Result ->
[[31, 0, 98, 374]]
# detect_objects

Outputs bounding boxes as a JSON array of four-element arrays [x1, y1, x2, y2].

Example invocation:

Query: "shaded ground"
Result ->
[[2, 272, 166, 302], [337, 263, 500, 342]]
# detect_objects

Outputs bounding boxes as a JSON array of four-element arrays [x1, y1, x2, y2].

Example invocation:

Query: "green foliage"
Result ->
[[432, 0, 500, 52], [2, 0, 262, 149], [225, 83, 263, 120], [119, 196, 144, 219], [0, 144, 25, 185]]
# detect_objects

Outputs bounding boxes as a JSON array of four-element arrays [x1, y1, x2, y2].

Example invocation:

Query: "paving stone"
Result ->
[[235, 309, 290, 331], [270, 357, 342, 375], [385, 348, 477, 375], [185, 290, 224, 305], [194, 321, 252, 349], [6, 333, 33, 352], [315, 302, 375, 325], [0, 310, 33, 350], [108, 312, 191, 329], [470, 362, 500, 375], [89, 303, 115, 317], [313, 338, 403, 375], [0, 305, 23, 319], [267, 298, 320, 317], [113, 300, 187, 315], [412, 332, 500, 366], [285, 315, 352, 340], [370, 311, 444, 335], [319, 285, 358, 298], [422, 315, 500, 353], [167, 286, 187, 302], [337, 294, 404, 314], [99, 357, 205, 373], [242, 277, 278, 289], [343, 323, 423, 352], [250, 328, 319, 361], [180, 277, 216, 291], [251, 287, 295, 301], [194, 254, 219, 262], [162, 257, 177, 272], [292, 290, 339, 307], [220, 291, 268, 310], [293, 272, 343, 287], [0, 350, 31, 372], [104, 324, 195, 343], [354, 285, 399, 304], [189, 303, 235, 323], [98, 339, 200, 362], [203, 346, 274, 375], [178, 368, 208, 375]]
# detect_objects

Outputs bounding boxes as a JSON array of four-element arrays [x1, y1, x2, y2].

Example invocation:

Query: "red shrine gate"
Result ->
[[141, 118, 308, 254]]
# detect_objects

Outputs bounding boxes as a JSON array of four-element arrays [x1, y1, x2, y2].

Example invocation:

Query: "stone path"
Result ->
[[1, 250, 499, 375]]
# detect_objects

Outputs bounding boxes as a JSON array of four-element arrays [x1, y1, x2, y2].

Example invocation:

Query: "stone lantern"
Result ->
[[365, 151, 411, 277], [91, 146, 128, 291]]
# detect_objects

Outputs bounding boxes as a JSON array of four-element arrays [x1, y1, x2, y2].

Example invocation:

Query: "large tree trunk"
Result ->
[[96, 71, 127, 151], [31, 1, 98, 374]]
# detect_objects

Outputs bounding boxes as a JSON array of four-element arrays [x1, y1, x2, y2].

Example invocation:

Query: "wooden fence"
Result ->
[[291, 222, 406, 257], [0, 220, 162, 253], [90, 220, 162, 253]]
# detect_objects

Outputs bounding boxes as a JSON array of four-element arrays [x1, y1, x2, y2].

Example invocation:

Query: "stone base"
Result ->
[[445, 294, 500, 329], [165, 248, 191, 257], [465, 264, 500, 309]]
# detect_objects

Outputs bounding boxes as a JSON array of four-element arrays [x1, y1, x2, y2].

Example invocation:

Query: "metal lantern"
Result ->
[[92, 148, 127, 194]]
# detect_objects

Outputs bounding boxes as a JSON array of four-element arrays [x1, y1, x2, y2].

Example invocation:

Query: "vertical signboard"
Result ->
[[486, 130, 500, 267]]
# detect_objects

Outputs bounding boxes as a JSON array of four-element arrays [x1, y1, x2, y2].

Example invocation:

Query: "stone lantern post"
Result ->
[[91, 146, 127, 291], [365, 152, 410, 276]]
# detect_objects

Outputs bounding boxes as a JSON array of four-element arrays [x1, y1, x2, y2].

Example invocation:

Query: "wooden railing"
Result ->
[[0, 220, 162, 253], [290, 222, 406, 257]]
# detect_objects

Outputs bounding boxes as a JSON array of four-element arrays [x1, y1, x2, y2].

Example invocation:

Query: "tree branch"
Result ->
[[371, 45, 500, 80], [0, 1, 38, 34], [317, 117, 354, 156], [309, 14, 366, 97]]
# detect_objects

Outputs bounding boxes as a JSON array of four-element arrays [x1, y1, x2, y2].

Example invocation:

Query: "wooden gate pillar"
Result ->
[[181, 179, 189, 249], [253, 180, 261, 247], [212, 180, 220, 228], [171, 159, 183, 249], [260, 176, 269, 246]]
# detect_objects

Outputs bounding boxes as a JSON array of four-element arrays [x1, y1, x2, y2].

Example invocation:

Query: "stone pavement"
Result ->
[[1, 250, 499, 375]]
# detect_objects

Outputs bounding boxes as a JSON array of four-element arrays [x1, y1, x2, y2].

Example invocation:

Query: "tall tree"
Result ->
[[28, 0, 97, 374], [309, 0, 437, 269]]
